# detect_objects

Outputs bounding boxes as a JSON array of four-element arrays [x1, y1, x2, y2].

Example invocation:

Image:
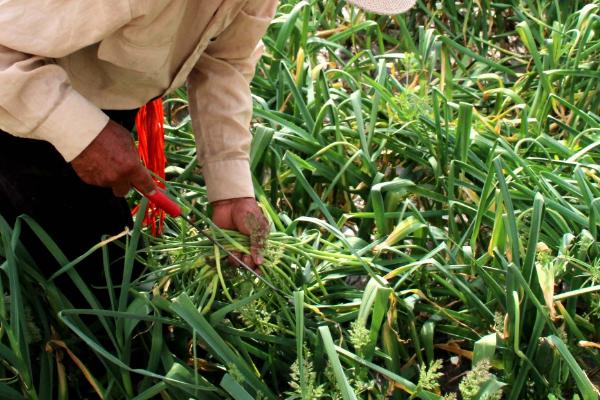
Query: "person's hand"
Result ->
[[211, 197, 269, 271], [71, 120, 156, 197]]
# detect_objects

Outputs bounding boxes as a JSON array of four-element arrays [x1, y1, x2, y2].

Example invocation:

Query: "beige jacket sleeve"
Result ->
[[0, 1, 132, 161], [187, 0, 278, 203]]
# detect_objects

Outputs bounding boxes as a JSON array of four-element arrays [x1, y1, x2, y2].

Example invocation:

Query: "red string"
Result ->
[[132, 98, 166, 236]]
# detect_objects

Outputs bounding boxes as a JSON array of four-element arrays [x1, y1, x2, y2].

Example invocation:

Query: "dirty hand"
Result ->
[[211, 197, 269, 271], [71, 120, 156, 197]]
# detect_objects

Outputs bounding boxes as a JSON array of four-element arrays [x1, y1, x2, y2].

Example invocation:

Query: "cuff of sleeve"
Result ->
[[31, 89, 110, 162], [202, 159, 255, 203]]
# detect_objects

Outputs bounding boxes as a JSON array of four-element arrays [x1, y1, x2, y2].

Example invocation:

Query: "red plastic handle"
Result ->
[[144, 189, 182, 217]]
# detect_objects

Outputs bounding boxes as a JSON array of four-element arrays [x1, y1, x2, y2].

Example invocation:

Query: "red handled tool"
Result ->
[[144, 189, 182, 217]]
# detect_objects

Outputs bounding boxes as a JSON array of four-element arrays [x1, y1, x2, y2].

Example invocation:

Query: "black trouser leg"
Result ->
[[0, 109, 139, 308]]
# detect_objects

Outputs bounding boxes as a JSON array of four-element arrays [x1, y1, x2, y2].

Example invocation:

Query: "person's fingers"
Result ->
[[112, 181, 131, 197], [242, 254, 256, 270], [228, 252, 257, 271], [233, 212, 252, 236], [212, 202, 236, 230], [249, 213, 268, 265], [130, 164, 157, 196], [228, 251, 242, 267], [251, 239, 265, 265]]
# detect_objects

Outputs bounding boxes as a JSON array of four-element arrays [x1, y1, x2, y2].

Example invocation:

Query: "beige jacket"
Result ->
[[0, 0, 277, 202]]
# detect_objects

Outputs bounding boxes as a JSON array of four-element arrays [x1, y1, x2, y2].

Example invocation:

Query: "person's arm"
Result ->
[[187, 0, 277, 268], [187, 1, 278, 202], [0, 45, 109, 162], [0, 1, 156, 196]]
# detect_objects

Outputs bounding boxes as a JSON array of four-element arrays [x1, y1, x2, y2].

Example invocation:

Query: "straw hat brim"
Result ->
[[346, 0, 417, 15]]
